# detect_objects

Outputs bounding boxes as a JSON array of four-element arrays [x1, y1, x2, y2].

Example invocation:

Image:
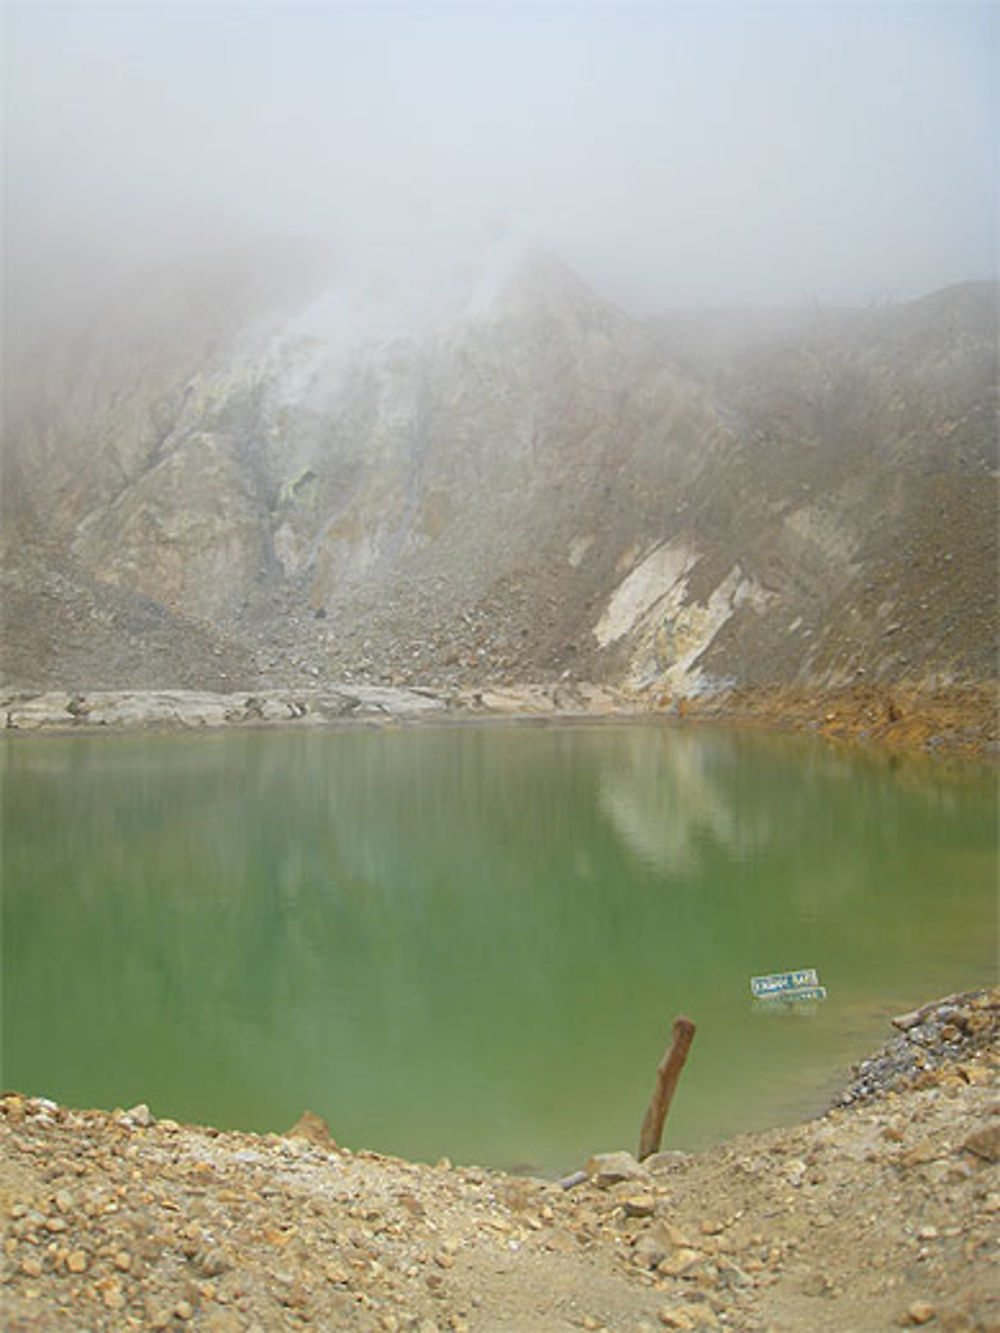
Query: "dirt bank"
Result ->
[[644, 684, 998, 763], [2, 991, 997, 1333]]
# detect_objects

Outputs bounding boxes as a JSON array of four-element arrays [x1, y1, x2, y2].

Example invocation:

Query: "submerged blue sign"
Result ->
[[751, 968, 826, 1001]]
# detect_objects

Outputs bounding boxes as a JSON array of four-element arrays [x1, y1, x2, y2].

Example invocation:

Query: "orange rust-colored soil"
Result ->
[[664, 685, 998, 762]]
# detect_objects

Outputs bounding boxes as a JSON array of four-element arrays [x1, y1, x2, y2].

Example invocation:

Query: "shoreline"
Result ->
[[2, 989, 997, 1331], [2, 681, 997, 760]]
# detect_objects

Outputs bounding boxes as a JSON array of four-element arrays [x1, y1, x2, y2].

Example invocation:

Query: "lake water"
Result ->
[[2, 724, 996, 1176]]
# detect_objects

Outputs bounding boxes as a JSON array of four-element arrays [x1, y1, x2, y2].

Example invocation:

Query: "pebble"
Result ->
[[907, 1300, 936, 1325], [800, 1271, 834, 1297], [623, 1194, 656, 1218], [658, 1247, 703, 1277], [202, 1315, 244, 1333], [632, 1227, 672, 1269], [585, 1151, 644, 1187], [961, 1123, 1000, 1163], [102, 1284, 125, 1310], [658, 1304, 717, 1330], [201, 1247, 230, 1276]]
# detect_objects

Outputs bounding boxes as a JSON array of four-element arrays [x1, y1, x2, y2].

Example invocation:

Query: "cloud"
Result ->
[[4, 0, 996, 323]]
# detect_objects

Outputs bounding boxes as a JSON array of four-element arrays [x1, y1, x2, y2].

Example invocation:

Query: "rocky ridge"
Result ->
[[3, 253, 996, 700], [1, 990, 997, 1332]]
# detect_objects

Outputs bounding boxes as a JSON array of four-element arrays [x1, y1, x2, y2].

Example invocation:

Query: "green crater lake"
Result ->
[[2, 724, 996, 1175]]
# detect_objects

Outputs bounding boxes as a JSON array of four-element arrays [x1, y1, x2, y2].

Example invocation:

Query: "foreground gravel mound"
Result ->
[[2, 990, 997, 1332]]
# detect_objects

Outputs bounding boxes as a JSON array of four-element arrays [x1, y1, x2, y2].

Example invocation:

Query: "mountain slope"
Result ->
[[2, 255, 996, 695]]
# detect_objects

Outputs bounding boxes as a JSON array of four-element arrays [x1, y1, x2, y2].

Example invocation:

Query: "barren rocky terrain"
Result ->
[[2, 254, 996, 702], [2, 989, 997, 1333]]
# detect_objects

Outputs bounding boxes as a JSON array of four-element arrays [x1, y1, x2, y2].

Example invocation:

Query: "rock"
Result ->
[[800, 1271, 834, 1297], [784, 1159, 808, 1187], [67, 1250, 88, 1273], [658, 1311, 693, 1331], [126, 1102, 154, 1127], [961, 1124, 1000, 1163], [661, 1223, 695, 1248], [584, 1151, 644, 1188], [715, 1258, 751, 1290], [543, 1229, 577, 1253], [906, 1301, 936, 1325], [102, 1283, 125, 1311], [644, 1150, 688, 1172], [557, 1170, 588, 1191], [623, 1194, 656, 1218], [20, 1255, 43, 1278], [658, 1305, 717, 1330], [202, 1314, 244, 1333], [284, 1109, 338, 1150], [632, 1227, 672, 1270], [201, 1247, 230, 1277], [657, 1247, 703, 1277]]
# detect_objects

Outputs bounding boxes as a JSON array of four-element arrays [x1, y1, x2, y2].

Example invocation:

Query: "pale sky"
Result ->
[[3, 0, 997, 321]]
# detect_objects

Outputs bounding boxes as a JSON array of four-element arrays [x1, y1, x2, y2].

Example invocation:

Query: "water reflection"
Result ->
[[2, 725, 995, 1173], [598, 730, 759, 874]]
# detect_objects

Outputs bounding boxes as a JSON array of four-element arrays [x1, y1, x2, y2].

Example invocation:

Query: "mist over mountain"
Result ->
[[3, 244, 996, 697]]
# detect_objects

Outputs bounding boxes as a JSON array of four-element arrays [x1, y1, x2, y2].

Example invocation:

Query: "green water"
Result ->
[[2, 724, 996, 1175]]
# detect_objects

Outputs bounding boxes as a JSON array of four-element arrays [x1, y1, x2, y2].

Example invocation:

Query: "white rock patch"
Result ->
[[594, 538, 770, 692], [593, 538, 699, 648]]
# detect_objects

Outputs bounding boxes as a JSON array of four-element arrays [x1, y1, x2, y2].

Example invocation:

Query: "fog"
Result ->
[[4, 0, 997, 335]]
